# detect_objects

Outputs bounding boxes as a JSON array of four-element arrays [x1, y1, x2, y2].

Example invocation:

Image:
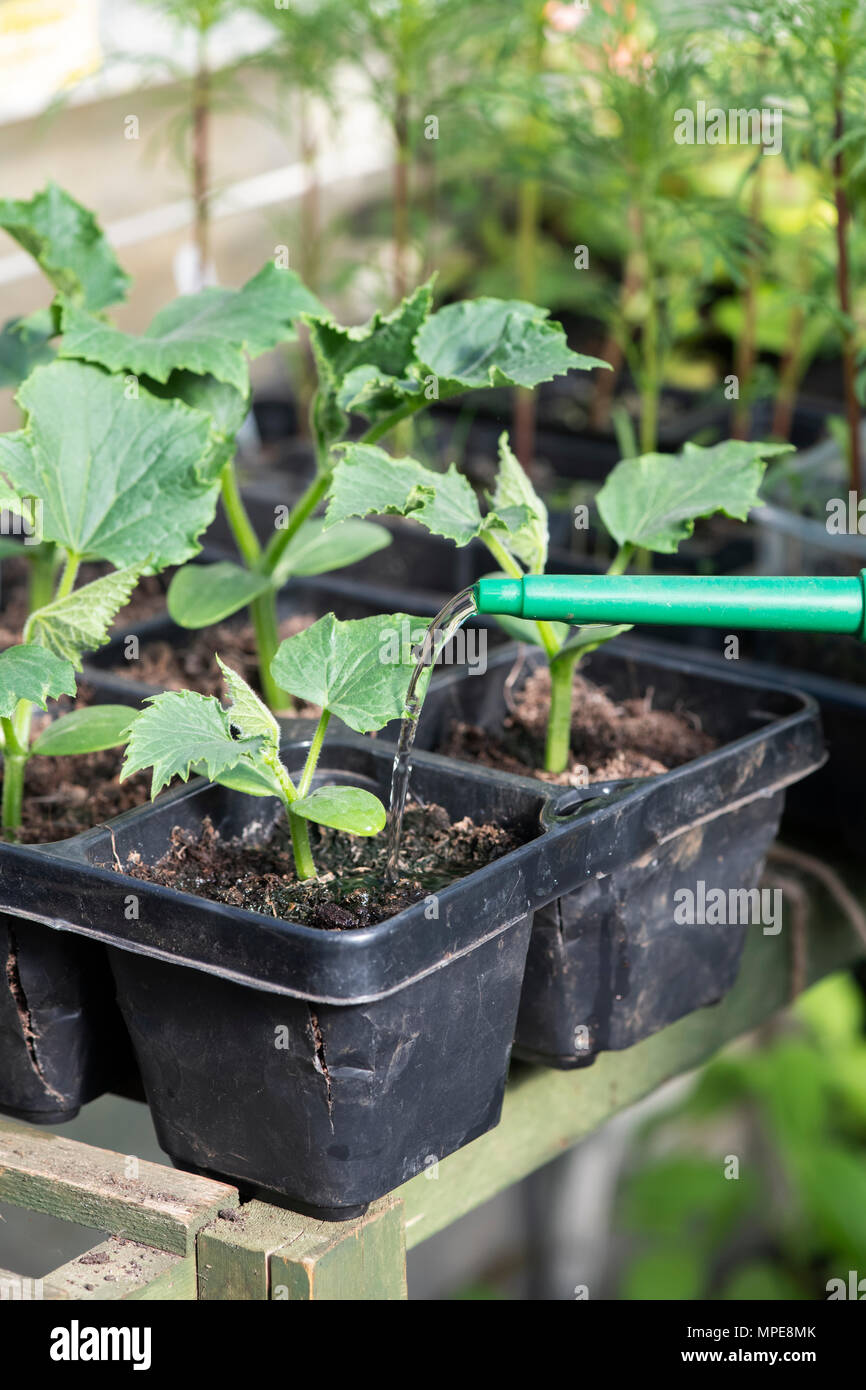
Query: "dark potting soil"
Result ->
[[111, 612, 319, 707], [1, 690, 151, 844], [441, 662, 716, 786], [121, 804, 521, 930], [0, 558, 167, 652]]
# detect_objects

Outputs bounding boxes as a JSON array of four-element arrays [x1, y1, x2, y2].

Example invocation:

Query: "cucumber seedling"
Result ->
[[121, 611, 427, 881], [325, 432, 791, 774]]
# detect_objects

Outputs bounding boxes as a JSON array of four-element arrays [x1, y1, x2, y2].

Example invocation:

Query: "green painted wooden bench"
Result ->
[[0, 869, 862, 1300]]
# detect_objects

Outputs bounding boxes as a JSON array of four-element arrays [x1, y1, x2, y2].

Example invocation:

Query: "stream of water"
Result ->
[[385, 586, 478, 884]]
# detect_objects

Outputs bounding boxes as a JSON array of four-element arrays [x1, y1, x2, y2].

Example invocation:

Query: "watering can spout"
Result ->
[[472, 572, 866, 642]]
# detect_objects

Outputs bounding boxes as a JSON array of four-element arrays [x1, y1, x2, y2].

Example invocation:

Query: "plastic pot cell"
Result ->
[[0, 730, 578, 1213], [0, 674, 144, 1125], [413, 636, 826, 1067]]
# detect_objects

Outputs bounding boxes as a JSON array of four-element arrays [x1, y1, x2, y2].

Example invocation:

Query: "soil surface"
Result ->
[[0, 557, 167, 652], [111, 612, 319, 707], [121, 803, 520, 929], [2, 689, 151, 844], [441, 663, 715, 786]]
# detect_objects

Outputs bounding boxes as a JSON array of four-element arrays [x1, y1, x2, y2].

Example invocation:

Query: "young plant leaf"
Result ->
[[270, 517, 391, 587], [121, 689, 265, 797], [270, 612, 429, 734], [326, 444, 531, 550], [216, 656, 281, 757], [25, 564, 143, 669], [326, 444, 484, 546], [489, 433, 548, 573], [30, 705, 135, 756], [167, 562, 273, 628], [306, 280, 434, 444], [0, 361, 220, 568], [0, 313, 55, 390], [0, 183, 130, 310], [0, 644, 76, 720], [596, 440, 792, 554], [414, 299, 609, 391], [59, 263, 324, 393], [291, 785, 386, 836]]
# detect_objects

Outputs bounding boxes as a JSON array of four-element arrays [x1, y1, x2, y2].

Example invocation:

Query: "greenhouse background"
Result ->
[[0, 0, 864, 1312]]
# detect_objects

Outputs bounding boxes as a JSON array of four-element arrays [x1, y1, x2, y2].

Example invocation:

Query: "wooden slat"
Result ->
[[269, 1196, 406, 1301], [0, 1123, 238, 1255], [43, 1236, 196, 1300], [197, 1201, 309, 1300], [399, 883, 866, 1248]]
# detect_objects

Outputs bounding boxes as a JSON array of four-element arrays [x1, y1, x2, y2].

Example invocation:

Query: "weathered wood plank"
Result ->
[[197, 1201, 310, 1300], [43, 1236, 196, 1301], [269, 1196, 406, 1300], [0, 1123, 238, 1255], [399, 889, 865, 1248]]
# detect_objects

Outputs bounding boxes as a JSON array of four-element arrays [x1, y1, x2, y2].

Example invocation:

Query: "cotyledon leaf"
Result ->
[[291, 785, 386, 836]]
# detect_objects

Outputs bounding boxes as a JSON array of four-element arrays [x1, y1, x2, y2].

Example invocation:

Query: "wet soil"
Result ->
[[441, 664, 716, 786], [121, 803, 520, 930]]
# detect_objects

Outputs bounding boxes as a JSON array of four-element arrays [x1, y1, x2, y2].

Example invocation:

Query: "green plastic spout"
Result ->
[[473, 572, 866, 641]]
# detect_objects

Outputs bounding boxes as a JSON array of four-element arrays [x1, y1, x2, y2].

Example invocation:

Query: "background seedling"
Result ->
[[327, 432, 791, 772]]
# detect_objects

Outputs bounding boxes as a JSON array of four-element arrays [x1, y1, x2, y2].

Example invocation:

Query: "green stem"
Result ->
[[288, 810, 316, 882], [1, 714, 27, 835], [27, 543, 57, 615], [262, 470, 331, 574], [55, 551, 80, 600], [358, 398, 424, 448], [220, 462, 261, 566], [639, 282, 660, 455], [297, 710, 330, 799], [606, 543, 635, 576], [544, 647, 580, 775], [250, 592, 289, 712]]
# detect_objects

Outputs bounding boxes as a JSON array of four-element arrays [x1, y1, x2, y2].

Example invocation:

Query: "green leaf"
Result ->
[[0, 644, 76, 720], [0, 361, 220, 568], [167, 562, 272, 628], [0, 183, 130, 310], [30, 705, 134, 756], [0, 313, 55, 390], [415, 298, 609, 391], [25, 564, 143, 670], [326, 444, 485, 547], [558, 623, 633, 659], [121, 689, 264, 798], [270, 612, 429, 734], [306, 280, 434, 443], [271, 516, 391, 586], [489, 432, 548, 572], [596, 440, 791, 554], [291, 785, 386, 836], [620, 1250, 705, 1302], [216, 656, 280, 758], [209, 761, 285, 798], [59, 263, 324, 393]]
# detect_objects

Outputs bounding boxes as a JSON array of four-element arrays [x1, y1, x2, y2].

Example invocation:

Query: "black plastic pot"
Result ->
[[411, 636, 826, 1067], [0, 675, 146, 1125], [0, 730, 584, 1213]]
